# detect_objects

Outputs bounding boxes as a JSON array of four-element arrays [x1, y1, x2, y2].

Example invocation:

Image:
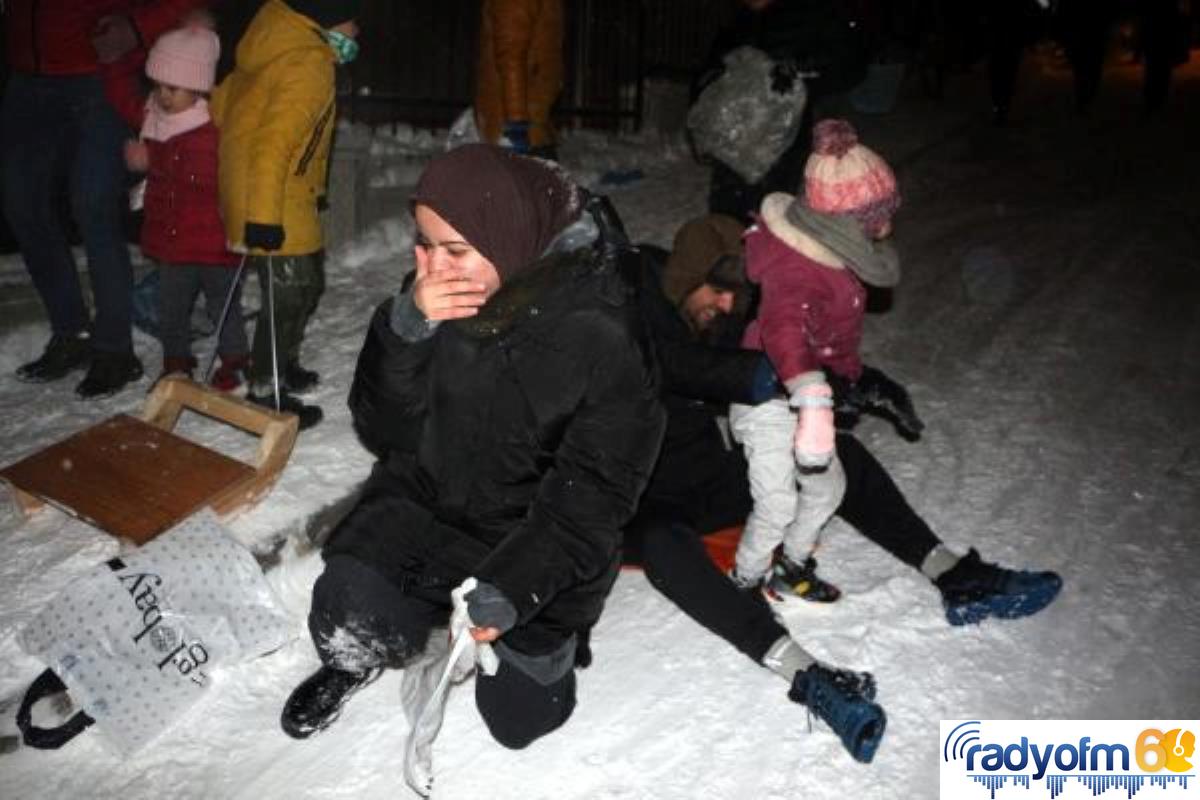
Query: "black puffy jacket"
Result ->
[[330, 244, 665, 655]]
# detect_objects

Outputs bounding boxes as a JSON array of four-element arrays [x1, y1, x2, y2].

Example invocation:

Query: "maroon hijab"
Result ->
[[410, 144, 581, 281]]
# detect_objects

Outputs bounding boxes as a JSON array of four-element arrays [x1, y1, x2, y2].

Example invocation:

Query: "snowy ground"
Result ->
[[1, 53, 1198, 799]]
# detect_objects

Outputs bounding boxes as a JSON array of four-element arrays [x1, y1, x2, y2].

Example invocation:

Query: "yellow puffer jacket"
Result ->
[[474, 0, 563, 149], [211, 0, 336, 255]]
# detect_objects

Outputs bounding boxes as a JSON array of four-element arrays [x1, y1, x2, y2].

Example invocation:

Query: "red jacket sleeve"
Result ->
[[127, 0, 211, 46], [102, 49, 149, 130]]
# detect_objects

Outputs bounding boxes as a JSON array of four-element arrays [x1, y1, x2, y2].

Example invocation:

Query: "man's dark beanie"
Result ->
[[286, 0, 361, 28], [411, 144, 581, 281]]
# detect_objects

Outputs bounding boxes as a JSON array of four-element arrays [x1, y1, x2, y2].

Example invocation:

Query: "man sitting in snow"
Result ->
[[620, 213, 1064, 763]]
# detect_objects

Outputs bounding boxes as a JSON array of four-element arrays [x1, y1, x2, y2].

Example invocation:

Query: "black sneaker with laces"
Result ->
[[74, 351, 143, 399], [765, 554, 842, 603], [283, 362, 320, 394], [789, 663, 885, 763], [247, 389, 324, 430], [936, 548, 1063, 626], [281, 665, 381, 739], [16, 333, 91, 383]]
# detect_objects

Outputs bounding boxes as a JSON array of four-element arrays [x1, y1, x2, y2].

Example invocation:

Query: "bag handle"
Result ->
[[16, 669, 95, 749]]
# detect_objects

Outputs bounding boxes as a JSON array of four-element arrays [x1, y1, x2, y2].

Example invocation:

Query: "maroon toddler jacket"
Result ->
[[740, 222, 865, 385]]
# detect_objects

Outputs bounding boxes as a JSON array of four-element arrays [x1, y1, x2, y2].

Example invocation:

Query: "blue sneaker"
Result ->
[[936, 549, 1063, 626], [788, 664, 886, 763]]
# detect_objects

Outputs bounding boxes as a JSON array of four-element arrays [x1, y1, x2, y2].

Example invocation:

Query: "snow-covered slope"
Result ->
[[1, 54, 1197, 799]]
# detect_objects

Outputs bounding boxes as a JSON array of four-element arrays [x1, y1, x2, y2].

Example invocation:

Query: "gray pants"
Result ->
[[247, 252, 325, 391], [158, 262, 248, 361], [729, 398, 846, 582]]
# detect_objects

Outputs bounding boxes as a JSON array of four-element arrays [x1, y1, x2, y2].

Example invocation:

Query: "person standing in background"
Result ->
[[694, 0, 871, 223], [3, 0, 207, 398], [1139, 0, 1189, 113], [1055, 0, 1115, 115], [211, 0, 361, 429], [107, 19, 249, 389], [474, 0, 563, 160]]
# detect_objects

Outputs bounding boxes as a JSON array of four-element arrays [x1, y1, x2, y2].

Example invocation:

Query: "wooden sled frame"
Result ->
[[2, 376, 298, 542], [140, 375, 299, 516]]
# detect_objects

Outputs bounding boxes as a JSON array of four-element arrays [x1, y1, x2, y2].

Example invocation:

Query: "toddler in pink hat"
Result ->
[[728, 118, 922, 605], [106, 21, 249, 391]]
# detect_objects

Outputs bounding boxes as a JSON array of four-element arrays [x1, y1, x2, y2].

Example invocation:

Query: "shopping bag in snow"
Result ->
[[16, 509, 293, 755], [687, 46, 807, 184]]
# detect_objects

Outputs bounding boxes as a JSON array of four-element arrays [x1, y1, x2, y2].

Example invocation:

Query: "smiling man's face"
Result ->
[[681, 283, 735, 331]]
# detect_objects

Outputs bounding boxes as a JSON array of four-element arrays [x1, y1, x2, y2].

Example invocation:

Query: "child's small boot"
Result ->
[[283, 361, 320, 394], [766, 554, 841, 603], [211, 353, 250, 392]]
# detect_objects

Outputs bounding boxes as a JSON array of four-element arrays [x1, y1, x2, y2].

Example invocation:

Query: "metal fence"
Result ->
[[339, 0, 736, 130]]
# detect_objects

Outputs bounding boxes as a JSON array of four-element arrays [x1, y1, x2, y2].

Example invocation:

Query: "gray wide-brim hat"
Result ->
[[761, 192, 901, 288]]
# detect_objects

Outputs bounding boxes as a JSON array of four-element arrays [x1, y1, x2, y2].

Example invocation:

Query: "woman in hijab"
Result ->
[[281, 145, 665, 757]]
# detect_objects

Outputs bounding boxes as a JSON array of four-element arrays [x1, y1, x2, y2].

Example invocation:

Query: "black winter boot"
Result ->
[[936, 548, 1063, 626], [283, 362, 320, 394], [281, 665, 381, 739], [789, 663, 885, 763], [246, 389, 323, 430], [16, 333, 91, 383], [75, 351, 143, 399]]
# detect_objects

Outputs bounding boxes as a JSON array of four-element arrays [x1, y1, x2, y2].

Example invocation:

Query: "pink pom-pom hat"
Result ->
[[803, 119, 900, 237]]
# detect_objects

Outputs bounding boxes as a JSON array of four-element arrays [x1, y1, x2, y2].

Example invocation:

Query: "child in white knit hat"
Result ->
[[729, 118, 923, 603], [107, 18, 248, 390]]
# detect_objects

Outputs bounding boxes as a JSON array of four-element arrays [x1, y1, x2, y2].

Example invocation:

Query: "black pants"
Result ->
[[309, 555, 576, 750], [248, 252, 325, 390], [1140, 0, 1184, 112], [1057, 0, 1113, 112], [624, 433, 942, 665]]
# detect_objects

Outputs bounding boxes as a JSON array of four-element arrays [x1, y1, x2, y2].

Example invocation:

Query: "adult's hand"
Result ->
[[467, 626, 501, 644], [92, 15, 140, 64], [411, 258, 489, 322]]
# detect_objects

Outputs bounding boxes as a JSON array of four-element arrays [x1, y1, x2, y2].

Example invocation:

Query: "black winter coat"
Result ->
[[329, 246, 665, 656]]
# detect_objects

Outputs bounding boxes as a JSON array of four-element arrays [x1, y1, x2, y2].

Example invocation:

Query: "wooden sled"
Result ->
[[0, 376, 298, 545]]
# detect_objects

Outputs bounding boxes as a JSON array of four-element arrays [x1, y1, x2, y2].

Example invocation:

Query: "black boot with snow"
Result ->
[[281, 665, 381, 739], [283, 362, 320, 394], [936, 548, 1063, 626], [75, 350, 143, 399], [789, 663, 885, 763], [16, 333, 91, 383]]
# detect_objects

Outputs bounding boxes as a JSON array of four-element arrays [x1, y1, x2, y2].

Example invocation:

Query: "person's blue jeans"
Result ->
[[1, 72, 134, 354]]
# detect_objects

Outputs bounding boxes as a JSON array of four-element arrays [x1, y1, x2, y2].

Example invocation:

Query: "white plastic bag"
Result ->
[[16, 510, 293, 755], [445, 107, 481, 152], [687, 46, 808, 184]]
